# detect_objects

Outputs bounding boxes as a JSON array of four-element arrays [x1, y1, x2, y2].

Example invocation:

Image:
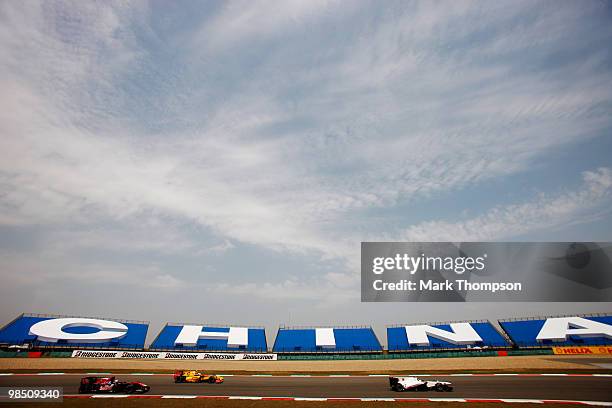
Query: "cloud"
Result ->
[[0, 0, 611, 308], [0, 249, 185, 291], [206, 240, 235, 253], [400, 168, 612, 242], [195, 0, 341, 51], [208, 271, 359, 306], [200, 167, 612, 304]]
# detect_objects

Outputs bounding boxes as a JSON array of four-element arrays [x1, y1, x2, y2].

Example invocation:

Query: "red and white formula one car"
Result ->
[[389, 376, 453, 392]]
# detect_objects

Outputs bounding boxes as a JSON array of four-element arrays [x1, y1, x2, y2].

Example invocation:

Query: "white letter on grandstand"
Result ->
[[315, 328, 336, 348], [405, 323, 482, 346], [174, 326, 249, 347], [536, 317, 612, 342], [28, 318, 128, 343], [227, 327, 249, 347]]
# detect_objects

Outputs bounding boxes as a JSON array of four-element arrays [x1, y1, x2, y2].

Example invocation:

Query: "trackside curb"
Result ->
[[61, 395, 612, 405]]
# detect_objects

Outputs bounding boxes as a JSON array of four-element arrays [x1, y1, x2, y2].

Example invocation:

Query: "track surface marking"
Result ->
[[1, 374, 610, 401]]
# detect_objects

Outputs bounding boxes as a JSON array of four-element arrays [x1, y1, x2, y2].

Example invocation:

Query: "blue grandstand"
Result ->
[[387, 320, 509, 351], [272, 326, 382, 353], [499, 314, 612, 348], [0, 313, 148, 350], [149, 323, 267, 352]]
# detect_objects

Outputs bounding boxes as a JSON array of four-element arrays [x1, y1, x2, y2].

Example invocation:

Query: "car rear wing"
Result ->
[[389, 376, 399, 387]]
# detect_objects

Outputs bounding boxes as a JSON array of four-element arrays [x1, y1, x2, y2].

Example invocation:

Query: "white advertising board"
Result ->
[[71, 350, 277, 360]]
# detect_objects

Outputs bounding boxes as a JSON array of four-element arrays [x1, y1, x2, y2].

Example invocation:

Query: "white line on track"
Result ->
[[500, 399, 544, 403], [430, 398, 468, 402], [361, 398, 396, 401], [294, 397, 328, 401], [229, 396, 263, 400]]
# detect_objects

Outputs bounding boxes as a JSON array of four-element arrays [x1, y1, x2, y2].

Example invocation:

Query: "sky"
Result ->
[[0, 0, 611, 347]]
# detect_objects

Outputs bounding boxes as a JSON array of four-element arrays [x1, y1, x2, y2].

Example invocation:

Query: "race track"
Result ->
[[1, 374, 611, 401]]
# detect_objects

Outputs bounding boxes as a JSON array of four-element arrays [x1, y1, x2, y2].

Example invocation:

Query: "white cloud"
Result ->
[[194, 0, 341, 51], [207, 240, 235, 253], [200, 167, 612, 303], [0, 0, 611, 296], [400, 168, 612, 242], [41, 223, 199, 256], [0, 249, 185, 290], [209, 271, 359, 306]]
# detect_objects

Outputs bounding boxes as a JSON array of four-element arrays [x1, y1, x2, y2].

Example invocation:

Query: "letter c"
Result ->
[[29, 318, 128, 343]]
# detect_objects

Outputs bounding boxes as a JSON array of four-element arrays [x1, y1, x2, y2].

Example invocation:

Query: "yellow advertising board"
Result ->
[[552, 346, 612, 355]]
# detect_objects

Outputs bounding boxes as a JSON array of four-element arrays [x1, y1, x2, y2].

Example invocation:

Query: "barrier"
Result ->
[[277, 349, 553, 360], [0, 351, 28, 358], [0, 349, 553, 360], [71, 350, 277, 360], [553, 346, 612, 355], [45, 351, 73, 358]]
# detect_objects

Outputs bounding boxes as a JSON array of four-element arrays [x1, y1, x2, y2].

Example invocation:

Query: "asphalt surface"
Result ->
[[1, 374, 611, 401]]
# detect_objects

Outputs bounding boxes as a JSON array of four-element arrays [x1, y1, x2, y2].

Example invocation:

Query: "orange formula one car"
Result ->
[[173, 370, 224, 383]]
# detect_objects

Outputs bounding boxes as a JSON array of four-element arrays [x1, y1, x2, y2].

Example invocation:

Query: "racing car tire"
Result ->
[[208, 376, 216, 384], [394, 384, 404, 392], [435, 383, 445, 392], [176, 376, 185, 383]]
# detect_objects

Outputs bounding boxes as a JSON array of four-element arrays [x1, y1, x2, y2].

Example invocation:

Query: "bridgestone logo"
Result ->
[[71, 350, 277, 360], [73, 351, 118, 358], [243, 354, 275, 360], [120, 352, 160, 359], [165, 353, 198, 359], [203, 354, 236, 359]]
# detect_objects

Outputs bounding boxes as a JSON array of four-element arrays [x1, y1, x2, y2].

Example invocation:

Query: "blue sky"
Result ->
[[0, 0, 611, 343]]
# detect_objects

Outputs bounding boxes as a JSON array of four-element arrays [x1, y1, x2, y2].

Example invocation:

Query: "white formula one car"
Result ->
[[389, 376, 453, 392]]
